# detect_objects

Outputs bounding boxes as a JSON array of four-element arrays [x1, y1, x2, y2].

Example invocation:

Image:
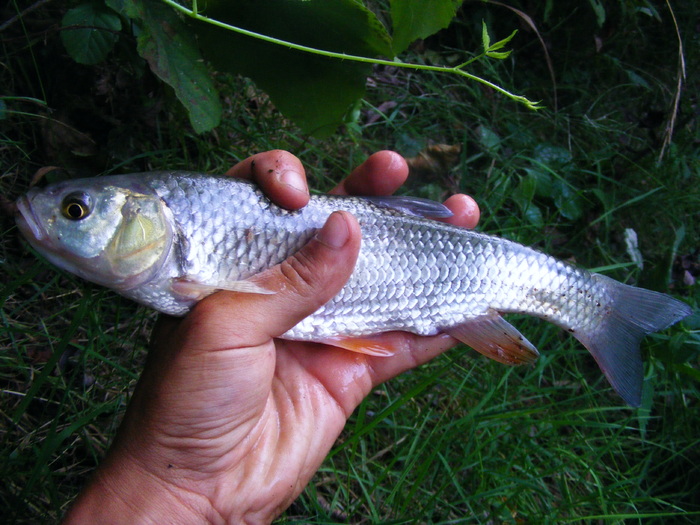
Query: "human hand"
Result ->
[[63, 150, 480, 524]]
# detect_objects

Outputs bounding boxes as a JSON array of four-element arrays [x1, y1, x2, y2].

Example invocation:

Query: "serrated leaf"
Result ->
[[194, 0, 393, 137], [391, 0, 463, 55], [486, 30, 518, 52], [61, 2, 121, 65], [486, 50, 512, 60], [120, 0, 221, 133], [481, 20, 490, 51]]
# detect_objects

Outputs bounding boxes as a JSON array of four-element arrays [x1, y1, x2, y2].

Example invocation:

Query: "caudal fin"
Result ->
[[576, 275, 692, 407]]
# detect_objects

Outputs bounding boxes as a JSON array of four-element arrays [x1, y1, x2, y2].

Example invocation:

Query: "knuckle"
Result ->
[[279, 249, 326, 301]]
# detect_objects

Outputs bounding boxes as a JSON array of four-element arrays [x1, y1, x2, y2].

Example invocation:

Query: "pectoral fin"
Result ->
[[171, 277, 275, 301], [443, 312, 539, 365], [318, 335, 398, 357]]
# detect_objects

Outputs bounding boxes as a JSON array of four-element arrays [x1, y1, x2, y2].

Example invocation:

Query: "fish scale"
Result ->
[[15, 171, 692, 406]]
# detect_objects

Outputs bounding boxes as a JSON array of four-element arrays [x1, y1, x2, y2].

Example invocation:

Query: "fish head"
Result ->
[[15, 177, 173, 290]]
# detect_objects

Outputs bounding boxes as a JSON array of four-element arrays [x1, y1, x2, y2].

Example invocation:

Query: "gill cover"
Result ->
[[101, 192, 173, 287], [17, 179, 173, 291]]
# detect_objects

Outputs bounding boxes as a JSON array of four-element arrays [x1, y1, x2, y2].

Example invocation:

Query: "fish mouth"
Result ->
[[15, 195, 48, 243]]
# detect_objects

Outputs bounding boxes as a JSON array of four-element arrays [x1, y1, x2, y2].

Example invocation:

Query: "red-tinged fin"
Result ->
[[575, 275, 693, 407], [443, 311, 540, 366], [319, 335, 398, 357]]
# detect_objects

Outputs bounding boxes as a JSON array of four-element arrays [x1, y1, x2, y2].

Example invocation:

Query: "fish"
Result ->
[[15, 171, 692, 406]]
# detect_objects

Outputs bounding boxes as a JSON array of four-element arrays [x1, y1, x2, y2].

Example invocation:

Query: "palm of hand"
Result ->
[[124, 289, 456, 521]]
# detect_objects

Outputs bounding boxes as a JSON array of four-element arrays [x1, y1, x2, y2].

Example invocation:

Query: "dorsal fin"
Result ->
[[364, 195, 453, 219]]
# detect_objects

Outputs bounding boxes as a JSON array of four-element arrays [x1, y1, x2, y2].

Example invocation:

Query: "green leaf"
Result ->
[[194, 0, 393, 137], [588, 0, 606, 27], [625, 69, 651, 89], [391, 0, 463, 55], [481, 20, 490, 51], [553, 180, 583, 221], [673, 362, 700, 383], [532, 144, 572, 169], [523, 167, 553, 198], [477, 125, 501, 151], [486, 29, 518, 52], [61, 2, 121, 65], [486, 50, 512, 60], [119, 0, 221, 133], [480, 26, 516, 60], [522, 203, 544, 228], [513, 175, 544, 228], [395, 133, 425, 157]]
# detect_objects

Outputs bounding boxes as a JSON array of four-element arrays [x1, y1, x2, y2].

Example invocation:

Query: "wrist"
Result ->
[[63, 447, 222, 525]]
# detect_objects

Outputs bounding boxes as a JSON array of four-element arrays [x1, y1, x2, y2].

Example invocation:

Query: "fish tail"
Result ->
[[575, 274, 692, 407]]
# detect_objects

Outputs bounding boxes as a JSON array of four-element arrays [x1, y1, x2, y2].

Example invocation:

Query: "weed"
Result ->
[[1, 1, 698, 523]]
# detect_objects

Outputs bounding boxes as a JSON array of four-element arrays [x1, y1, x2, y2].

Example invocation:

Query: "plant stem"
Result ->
[[161, 0, 541, 110]]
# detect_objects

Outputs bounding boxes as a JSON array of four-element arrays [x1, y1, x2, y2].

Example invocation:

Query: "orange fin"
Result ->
[[319, 335, 398, 357], [443, 312, 539, 366]]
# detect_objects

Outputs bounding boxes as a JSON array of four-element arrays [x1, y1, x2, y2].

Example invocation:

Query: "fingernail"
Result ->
[[316, 212, 350, 249], [278, 170, 308, 195]]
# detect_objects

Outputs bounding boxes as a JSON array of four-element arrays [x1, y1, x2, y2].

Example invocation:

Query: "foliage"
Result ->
[[391, 0, 464, 54], [188, 0, 393, 136], [1, 0, 699, 523], [59, 0, 223, 134], [61, 2, 122, 65], [55, 0, 535, 136]]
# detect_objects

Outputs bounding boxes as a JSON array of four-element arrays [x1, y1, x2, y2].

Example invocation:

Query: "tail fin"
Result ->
[[575, 275, 692, 407]]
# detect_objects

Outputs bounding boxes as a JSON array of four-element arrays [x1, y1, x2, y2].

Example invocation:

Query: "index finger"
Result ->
[[332, 150, 481, 229], [225, 150, 309, 210], [330, 151, 409, 196]]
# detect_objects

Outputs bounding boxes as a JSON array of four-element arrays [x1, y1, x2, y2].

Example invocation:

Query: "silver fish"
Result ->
[[15, 171, 692, 406]]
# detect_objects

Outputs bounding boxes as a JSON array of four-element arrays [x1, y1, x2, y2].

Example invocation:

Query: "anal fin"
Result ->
[[443, 312, 539, 366]]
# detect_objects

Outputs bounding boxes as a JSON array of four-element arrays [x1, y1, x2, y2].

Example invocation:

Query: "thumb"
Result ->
[[185, 211, 362, 350]]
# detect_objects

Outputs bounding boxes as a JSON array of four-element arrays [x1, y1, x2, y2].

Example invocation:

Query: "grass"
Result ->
[[1, 1, 699, 523]]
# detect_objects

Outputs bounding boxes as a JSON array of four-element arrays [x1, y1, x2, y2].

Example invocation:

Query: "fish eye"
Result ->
[[61, 192, 92, 220]]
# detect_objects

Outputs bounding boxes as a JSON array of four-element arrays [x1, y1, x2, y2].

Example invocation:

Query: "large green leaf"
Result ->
[[390, 0, 463, 55], [111, 0, 222, 133], [193, 0, 393, 137], [61, 2, 122, 65]]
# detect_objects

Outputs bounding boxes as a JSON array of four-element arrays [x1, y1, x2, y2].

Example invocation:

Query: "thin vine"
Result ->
[[162, 0, 542, 110]]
